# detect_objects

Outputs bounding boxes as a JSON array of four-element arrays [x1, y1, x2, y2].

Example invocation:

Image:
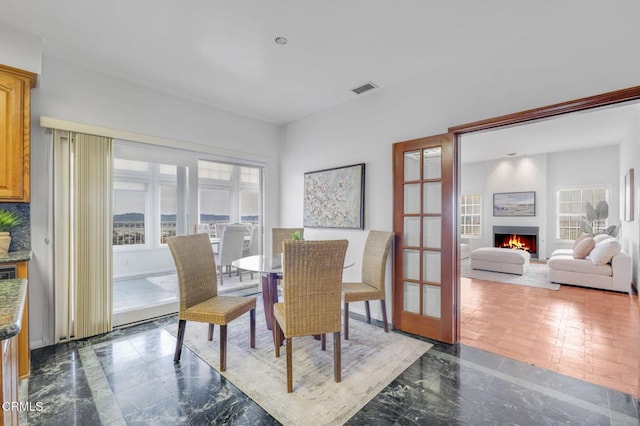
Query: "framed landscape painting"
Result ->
[[303, 163, 365, 229], [493, 191, 536, 217]]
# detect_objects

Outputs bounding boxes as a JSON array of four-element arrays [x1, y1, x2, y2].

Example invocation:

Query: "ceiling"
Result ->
[[1, 1, 637, 126], [460, 102, 640, 164]]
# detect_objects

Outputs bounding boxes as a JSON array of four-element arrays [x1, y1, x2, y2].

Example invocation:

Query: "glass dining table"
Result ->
[[231, 254, 354, 332], [231, 254, 284, 331]]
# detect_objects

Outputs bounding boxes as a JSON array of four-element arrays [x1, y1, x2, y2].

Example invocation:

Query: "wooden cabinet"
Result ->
[[1, 336, 18, 426], [14, 263, 28, 380], [0, 65, 36, 202]]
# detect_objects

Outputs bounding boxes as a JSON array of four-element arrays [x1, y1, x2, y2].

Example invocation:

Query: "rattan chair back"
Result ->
[[272, 227, 304, 254], [282, 239, 348, 337], [361, 231, 394, 294], [167, 233, 218, 310]]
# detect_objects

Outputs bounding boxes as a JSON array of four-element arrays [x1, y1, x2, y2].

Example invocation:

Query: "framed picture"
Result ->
[[303, 163, 365, 229], [624, 168, 634, 221], [493, 191, 536, 217]]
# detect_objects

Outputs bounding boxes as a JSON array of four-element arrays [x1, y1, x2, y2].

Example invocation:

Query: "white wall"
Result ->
[[546, 146, 620, 255], [0, 24, 42, 74], [28, 57, 281, 348], [280, 45, 640, 325], [460, 154, 548, 257], [619, 108, 640, 289]]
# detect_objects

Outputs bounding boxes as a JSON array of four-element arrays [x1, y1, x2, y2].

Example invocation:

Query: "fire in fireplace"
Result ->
[[493, 226, 539, 258], [495, 234, 536, 253]]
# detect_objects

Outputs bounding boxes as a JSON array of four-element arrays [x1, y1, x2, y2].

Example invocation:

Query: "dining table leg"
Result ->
[[261, 274, 274, 330]]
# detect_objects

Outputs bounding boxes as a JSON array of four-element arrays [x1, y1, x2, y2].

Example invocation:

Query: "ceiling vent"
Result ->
[[352, 81, 378, 95]]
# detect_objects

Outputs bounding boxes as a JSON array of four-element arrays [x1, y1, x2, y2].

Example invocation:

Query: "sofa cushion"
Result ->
[[573, 233, 592, 249], [547, 255, 613, 277], [550, 248, 574, 257], [573, 237, 595, 259], [589, 239, 621, 265]]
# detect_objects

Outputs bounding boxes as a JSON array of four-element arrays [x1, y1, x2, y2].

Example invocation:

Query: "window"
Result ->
[[159, 165, 178, 244], [198, 160, 262, 235], [113, 160, 150, 246], [556, 187, 609, 240], [460, 194, 481, 238], [113, 158, 180, 247]]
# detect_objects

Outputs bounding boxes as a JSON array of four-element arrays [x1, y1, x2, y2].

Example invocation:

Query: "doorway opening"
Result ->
[[455, 91, 640, 396]]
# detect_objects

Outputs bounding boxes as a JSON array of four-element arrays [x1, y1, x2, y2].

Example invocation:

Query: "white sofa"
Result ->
[[547, 235, 632, 294]]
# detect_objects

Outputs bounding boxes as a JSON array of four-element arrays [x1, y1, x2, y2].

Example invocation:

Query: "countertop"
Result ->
[[0, 250, 32, 264], [0, 278, 27, 340]]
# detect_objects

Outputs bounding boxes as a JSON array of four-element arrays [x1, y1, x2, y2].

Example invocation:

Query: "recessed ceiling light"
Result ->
[[275, 37, 288, 45]]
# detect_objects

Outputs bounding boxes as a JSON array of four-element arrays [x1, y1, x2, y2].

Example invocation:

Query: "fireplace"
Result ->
[[493, 226, 539, 259]]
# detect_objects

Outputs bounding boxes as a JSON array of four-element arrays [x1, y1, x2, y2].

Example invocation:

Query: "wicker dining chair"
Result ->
[[342, 230, 394, 340], [271, 227, 304, 254], [273, 239, 348, 392], [167, 233, 256, 371]]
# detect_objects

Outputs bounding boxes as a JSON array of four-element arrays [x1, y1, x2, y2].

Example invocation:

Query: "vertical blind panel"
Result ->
[[53, 130, 72, 341], [73, 133, 113, 339]]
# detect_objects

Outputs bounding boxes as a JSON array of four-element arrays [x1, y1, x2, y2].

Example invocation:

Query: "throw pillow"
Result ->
[[573, 237, 595, 259], [573, 232, 592, 249], [589, 239, 621, 265], [593, 234, 613, 245]]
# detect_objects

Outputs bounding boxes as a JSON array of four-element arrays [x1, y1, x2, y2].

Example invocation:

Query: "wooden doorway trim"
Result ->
[[450, 86, 640, 135], [447, 85, 640, 344]]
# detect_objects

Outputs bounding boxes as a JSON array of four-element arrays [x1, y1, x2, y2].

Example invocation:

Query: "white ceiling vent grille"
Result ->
[[352, 81, 378, 95]]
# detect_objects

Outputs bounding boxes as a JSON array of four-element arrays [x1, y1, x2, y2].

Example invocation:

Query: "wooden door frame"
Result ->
[[447, 85, 640, 343]]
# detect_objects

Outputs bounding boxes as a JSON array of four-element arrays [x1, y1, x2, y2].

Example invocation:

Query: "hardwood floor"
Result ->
[[460, 276, 639, 396]]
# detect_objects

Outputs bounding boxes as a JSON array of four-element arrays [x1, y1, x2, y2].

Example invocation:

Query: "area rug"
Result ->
[[165, 300, 432, 425], [461, 259, 560, 290]]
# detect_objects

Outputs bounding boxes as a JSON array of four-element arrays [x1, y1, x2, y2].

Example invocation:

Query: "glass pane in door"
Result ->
[[423, 147, 442, 179], [403, 249, 420, 280], [423, 182, 442, 214], [423, 251, 441, 284], [423, 285, 441, 318], [423, 217, 441, 249], [403, 283, 420, 313], [404, 184, 421, 213], [404, 151, 421, 180], [403, 217, 420, 247]]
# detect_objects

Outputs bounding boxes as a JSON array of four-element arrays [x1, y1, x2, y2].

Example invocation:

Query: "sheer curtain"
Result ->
[[53, 130, 113, 341]]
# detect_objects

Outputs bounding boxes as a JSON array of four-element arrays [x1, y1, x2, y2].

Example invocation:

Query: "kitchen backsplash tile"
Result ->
[[0, 202, 30, 251]]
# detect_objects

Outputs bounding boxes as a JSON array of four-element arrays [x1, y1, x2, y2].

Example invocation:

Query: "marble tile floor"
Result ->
[[23, 314, 639, 425]]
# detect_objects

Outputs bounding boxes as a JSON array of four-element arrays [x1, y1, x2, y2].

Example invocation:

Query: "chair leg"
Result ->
[[250, 308, 256, 348], [286, 337, 293, 393], [208, 324, 214, 341], [218, 265, 224, 285], [365, 301, 371, 323], [333, 331, 341, 383], [274, 320, 282, 357], [220, 324, 228, 372], [344, 302, 349, 340], [321, 334, 326, 351], [174, 319, 186, 363], [380, 300, 389, 332]]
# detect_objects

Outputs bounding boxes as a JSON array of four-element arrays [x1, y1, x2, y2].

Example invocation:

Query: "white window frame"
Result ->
[[555, 185, 610, 241], [198, 160, 262, 232], [460, 193, 482, 239]]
